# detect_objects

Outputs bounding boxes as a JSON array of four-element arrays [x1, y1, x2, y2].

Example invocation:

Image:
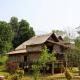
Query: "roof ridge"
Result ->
[[35, 32, 52, 37], [15, 32, 54, 50]]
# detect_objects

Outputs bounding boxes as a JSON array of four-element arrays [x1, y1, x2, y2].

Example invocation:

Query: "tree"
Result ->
[[0, 21, 13, 54], [0, 17, 35, 53], [32, 46, 56, 80], [52, 30, 65, 36], [38, 46, 56, 67], [64, 36, 70, 42], [76, 26, 80, 35], [75, 37, 80, 48], [66, 48, 78, 68], [10, 17, 35, 48], [74, 37, 80, 75], [10, 17, 19, 48], [52, 30, 70, 42], [14, 19, 35, 48], [18, 19, 35, 43], [64, 35, 80, 75], [10, 17, 19, 33]]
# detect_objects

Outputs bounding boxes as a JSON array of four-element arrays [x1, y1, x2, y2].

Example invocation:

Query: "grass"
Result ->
[[0, 72, 9, 76], [0, 65, 6, 72], [0, 55, 9, 79], [0, 55, 8, 72], [0, 71, 80, 80], [40, 73, 65, 80], [0, 55, 8, 63]]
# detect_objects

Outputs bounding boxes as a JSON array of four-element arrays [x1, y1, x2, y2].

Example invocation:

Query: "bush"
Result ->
[[10, 73, 19, 80], [16, 69, 24, 79], [0, 62, 3, 65], [5, 74, 10, 80], [71, 67, 79, 73], [65, 68, 73, 80], [5, 69, 24, 80]]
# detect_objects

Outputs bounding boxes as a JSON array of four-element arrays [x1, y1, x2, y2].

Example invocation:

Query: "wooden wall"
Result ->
[[53, 45, 61, 53], [26, 45, 42, 52], [9, 54, 24, 62], [8, 43, 64, 64], [9, 52, 41, 63]]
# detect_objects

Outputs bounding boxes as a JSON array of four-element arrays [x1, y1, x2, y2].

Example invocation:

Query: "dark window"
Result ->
[[47, 46, 53, 53], [24, 56, 27, 62]]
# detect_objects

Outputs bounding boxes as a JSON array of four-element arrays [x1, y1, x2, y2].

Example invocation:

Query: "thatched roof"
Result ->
[[7, 32, 70, 55], [15, 33, 58, 50], [7, 49, 27, 55], [47, 40, 70, 48]]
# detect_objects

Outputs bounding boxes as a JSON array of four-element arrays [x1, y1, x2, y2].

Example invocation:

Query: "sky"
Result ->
[[0, 0, 80, 35]]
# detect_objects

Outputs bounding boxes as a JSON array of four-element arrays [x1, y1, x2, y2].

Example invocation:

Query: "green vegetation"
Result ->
[[0, 21, 13, 54], [5, 69, 24, 80], [0, 55, 8, 72], [32, 46, 56, 80], [0, 18, 80, 80], [64, 68, 73, 80], [10, 17, 35, 48], [0, 17, 35, 54], [52, 30, 65, 36], [52, 29, 70, 42]]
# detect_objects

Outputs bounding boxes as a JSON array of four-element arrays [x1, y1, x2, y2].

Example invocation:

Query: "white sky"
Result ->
[[0, 0, 80, 35]]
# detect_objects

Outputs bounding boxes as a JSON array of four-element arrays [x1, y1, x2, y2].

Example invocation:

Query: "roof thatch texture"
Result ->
[[15, 33, 54, 50], [7, 49, 27, 54]]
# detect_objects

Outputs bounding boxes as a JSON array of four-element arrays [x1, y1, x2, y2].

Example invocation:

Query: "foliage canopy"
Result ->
[[0, 17, 35, 54]]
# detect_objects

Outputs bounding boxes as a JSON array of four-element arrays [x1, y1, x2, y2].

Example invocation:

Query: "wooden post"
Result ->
[[52, 62, 54, 74]]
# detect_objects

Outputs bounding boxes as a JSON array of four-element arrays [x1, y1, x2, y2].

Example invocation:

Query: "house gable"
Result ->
[[47, 33, 59, 42]]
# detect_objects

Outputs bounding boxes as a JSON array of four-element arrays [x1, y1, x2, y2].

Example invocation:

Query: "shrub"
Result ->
[[65, 68, 73, 80], [5, 74, 13, 80], [0, 62, 3, 65], [32, 64, 40, 80], [5, 69, 24, 80], [16, 69, 24, 79], [71, 67, 79, 73], [10, 73, 19, 80]]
